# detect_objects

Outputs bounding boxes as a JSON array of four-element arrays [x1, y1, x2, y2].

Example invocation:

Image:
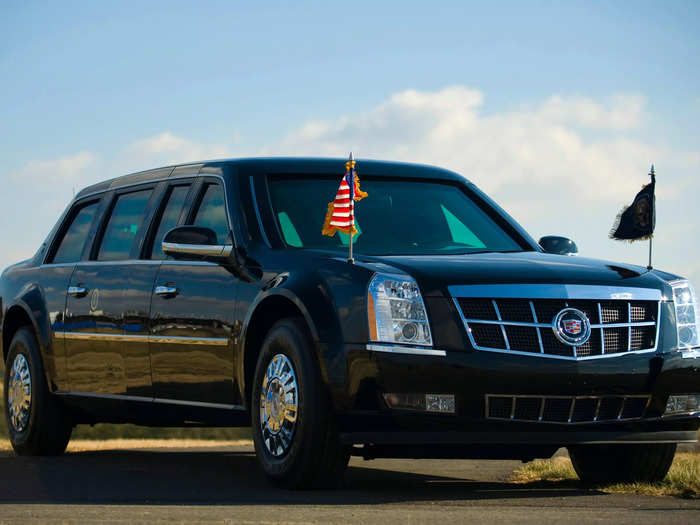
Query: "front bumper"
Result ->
[[334, 344, 699, 457]]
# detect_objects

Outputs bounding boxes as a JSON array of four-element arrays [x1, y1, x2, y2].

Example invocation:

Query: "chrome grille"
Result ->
[[451, 284, 661, 361], [486, 394, 650, 424]]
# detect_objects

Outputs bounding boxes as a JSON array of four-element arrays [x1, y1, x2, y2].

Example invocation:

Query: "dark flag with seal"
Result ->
[[609, 165, 656, 241]]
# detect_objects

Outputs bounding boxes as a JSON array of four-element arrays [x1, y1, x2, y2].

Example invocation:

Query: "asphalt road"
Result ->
[[0, 444, 698, 524]]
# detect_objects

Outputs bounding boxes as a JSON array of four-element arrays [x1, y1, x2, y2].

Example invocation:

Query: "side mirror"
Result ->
[[162, 226, 233, 261], [539, 235, 578, 256]]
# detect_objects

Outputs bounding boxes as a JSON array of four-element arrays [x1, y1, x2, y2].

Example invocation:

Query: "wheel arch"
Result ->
[[2, 302, 41, 365], [239, 289, 319, 410]]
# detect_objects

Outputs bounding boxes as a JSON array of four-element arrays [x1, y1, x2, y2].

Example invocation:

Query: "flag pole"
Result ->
[[348, 152, 355, 264], [647, 164, 655, 270]]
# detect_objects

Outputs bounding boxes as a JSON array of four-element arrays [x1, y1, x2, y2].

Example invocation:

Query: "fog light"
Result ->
[[401, 322, 418, 341], [665, 394, 700, 415], [383, 393, 455, 413]]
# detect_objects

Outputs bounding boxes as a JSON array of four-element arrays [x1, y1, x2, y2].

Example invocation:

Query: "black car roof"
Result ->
[[75, 157, 469, 199]]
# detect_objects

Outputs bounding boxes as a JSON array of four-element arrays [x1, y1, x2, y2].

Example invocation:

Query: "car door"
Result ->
[[149, 177, 240, 406], [64, 185, 160, 397], [40, 197, 103, 390]]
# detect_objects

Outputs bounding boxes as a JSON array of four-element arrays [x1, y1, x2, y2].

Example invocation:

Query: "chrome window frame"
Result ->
[[40, 172, 233, 267]]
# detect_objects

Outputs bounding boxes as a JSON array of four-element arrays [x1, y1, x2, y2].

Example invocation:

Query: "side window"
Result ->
[[150, 184, 190, 259], [97, 189, 153, 261], [192, 183, 229, 245], [51, 201, 100, 264]]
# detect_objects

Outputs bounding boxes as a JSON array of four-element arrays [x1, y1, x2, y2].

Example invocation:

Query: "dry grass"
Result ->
[[0, 438, 252, 454], [510, 452, 700, 499]]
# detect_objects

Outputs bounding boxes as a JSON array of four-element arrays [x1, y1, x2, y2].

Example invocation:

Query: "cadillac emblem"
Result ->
[[552, 308, 591, 346]]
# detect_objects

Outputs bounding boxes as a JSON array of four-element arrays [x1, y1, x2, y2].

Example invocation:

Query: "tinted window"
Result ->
[[97, 189, 153, 261], [193, 184, 229, 244], [268, 178, 521, 256], [150, 185, 190, 259], [52, 201, 99, 264]]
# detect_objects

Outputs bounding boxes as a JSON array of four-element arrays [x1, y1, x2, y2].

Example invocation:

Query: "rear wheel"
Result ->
[[3, 327, 72, 456], [251, 318, 350, 489], [568, 443, 676, 484]]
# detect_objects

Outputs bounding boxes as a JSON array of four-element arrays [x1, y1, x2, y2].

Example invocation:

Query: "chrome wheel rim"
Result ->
[[259, 354, 298, 457], [7, 354, 32, 432]]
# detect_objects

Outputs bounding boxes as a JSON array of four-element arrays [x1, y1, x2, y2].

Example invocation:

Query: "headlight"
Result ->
[[665, 394, 700, 416], [671, 280, 700, 349], [368, 273, 433, 346]]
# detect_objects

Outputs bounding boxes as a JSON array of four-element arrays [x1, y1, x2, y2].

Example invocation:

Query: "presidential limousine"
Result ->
[[1, 158, 698, 489]]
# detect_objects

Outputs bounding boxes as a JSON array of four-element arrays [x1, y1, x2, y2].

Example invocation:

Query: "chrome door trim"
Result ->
[[61, 332, 229, 346], [149, 335, 229, 346], [448, 284, 663, 301]]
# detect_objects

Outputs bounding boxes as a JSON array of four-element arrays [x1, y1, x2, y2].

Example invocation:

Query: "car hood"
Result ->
[[363, 251, 674, 297]]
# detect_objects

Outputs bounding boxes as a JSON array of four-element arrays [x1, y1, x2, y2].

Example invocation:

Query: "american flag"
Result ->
[[322, 154, 367, 237]]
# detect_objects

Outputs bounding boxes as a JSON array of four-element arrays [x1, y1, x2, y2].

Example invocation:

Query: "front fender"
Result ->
[[2, 289, 55, 387], [240, 258, 377, 407]]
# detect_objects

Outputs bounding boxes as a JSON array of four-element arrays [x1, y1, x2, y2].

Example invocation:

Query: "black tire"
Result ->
[[3, 327, 72, 456], [568, 443, 676, 484], [251, 318, 350, 489]]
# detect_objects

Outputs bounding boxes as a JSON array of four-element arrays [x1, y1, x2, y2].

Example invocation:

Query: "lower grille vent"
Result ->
[[486, 394, 650, 424]]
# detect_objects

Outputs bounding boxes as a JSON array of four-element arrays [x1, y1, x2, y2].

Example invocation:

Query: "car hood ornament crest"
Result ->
[[552, 308, 591, 346]]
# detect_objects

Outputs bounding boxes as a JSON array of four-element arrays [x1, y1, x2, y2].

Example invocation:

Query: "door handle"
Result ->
[[68, 286, 87, 298], [155, 285, 179, 297]]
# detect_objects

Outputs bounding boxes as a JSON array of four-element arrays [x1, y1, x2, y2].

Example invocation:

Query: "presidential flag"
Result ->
[[610, 165, 656, 241], [322, 153, 368, 237]]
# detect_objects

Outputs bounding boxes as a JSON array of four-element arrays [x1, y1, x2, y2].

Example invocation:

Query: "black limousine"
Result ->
[[1, 158, 698, 488]]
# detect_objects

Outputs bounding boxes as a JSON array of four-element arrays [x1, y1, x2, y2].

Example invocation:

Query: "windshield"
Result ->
[[267, 176, 523, 256]]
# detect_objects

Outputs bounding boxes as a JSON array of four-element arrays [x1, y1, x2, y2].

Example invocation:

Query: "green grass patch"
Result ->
[[511, 452, 700, 499]]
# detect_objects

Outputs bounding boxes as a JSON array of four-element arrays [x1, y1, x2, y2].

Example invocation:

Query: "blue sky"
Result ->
[[1, 1, 699, 284]]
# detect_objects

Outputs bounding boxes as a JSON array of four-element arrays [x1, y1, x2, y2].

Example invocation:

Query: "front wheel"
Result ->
[[4, 327, 73, 456], [251, 318, 350, 489], [568, 443, 676, 484]]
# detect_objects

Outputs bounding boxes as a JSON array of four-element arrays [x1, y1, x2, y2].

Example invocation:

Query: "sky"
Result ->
[[1, 1, 699, 286]]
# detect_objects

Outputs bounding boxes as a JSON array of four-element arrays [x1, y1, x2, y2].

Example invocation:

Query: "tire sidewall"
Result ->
[[4, 328, 45, 451], [251, 319, 324, 481]]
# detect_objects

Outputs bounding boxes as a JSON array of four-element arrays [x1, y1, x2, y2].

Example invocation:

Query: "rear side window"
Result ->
[[51, 201, 99, 264], [192, 183, 229, 245], [97, 189, 153, 261], [150, 184, 190, 259]]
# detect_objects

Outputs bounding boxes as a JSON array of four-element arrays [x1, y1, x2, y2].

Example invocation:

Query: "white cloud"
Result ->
[[11, 151, 97, 186], [535, 94, 646, 130], [275, 86, 700, 284], [123, 132, 233, 173]]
